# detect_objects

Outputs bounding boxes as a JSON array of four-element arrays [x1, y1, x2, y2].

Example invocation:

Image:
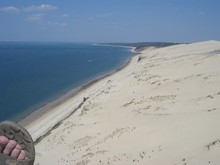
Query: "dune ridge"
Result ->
[[30, 40, 220, 165]]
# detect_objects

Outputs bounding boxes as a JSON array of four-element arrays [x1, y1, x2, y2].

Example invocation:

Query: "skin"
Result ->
[[0, 136, 26, 160]]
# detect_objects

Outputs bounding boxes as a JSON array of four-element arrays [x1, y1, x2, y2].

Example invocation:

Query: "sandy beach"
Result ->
[[25, 40, 220, 165]]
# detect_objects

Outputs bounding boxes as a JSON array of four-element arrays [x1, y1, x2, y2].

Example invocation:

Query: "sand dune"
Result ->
[[28, 41, 220, 165]]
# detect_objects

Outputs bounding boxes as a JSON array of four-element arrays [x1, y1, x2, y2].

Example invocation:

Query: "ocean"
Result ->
[[0, 42, 132, 122]]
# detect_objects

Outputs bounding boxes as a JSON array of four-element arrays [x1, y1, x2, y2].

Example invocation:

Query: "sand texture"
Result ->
[[28, 41, 220, 165]]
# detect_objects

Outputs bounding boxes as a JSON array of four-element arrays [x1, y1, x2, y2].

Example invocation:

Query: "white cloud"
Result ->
[[24, 5, 58, 12], [27, 13, 44, 21], [0, 5, 57, 13], [0, 6, 20, 13]]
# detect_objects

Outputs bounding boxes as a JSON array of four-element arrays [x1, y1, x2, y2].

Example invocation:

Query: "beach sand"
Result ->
[[25, 41, 220, 165]]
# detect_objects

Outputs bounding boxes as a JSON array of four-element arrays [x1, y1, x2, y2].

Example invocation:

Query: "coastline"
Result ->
[[33, 40, 220, 164], [19, 46, 137, 141]]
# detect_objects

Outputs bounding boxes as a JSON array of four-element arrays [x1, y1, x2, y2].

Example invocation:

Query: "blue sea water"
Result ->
[[0, 42, 132, 122]]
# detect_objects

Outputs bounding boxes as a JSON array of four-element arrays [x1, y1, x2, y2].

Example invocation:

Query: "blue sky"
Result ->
[[0, 0, 220, 43]]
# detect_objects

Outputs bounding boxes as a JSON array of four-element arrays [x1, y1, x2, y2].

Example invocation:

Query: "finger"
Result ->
[[0, 136, 9, 153], [18, 150, 26, 160], [10, 144, 21, 159], [3, 140, 17, 155]]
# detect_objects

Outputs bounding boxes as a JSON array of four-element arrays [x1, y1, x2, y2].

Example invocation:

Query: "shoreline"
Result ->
[[19, 47, 137, 140]]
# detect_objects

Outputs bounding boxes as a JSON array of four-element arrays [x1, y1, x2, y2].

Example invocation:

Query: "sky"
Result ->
[[0, 0, 220, 43]]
